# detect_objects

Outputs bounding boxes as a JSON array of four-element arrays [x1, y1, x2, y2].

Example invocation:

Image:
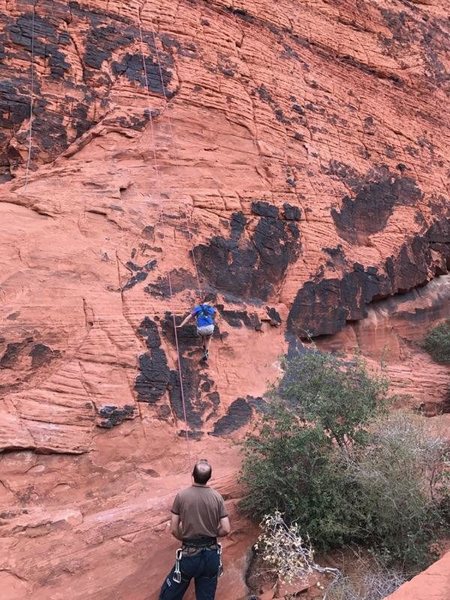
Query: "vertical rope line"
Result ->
[[24, 1, 36, 190], [189, 242, 204, 299], [138, 7, 161, 198], [139, 2, 192, 467], [168, 272, 192, 465], [148, 17, 204, 299]]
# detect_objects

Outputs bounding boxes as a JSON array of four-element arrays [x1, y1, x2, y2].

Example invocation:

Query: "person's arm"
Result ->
[[177, 312, 194, 328], [170, 513, 183, 540], [217, 493, 230, 537], [218, 516, 231, 537]]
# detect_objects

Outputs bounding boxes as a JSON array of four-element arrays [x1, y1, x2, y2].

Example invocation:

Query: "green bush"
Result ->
[[278, 351, 389, 447], [240, 403, 362, 547], [240, 351, 447, 572], [348, 413, 447, 569], [422, 320, 450, 363]]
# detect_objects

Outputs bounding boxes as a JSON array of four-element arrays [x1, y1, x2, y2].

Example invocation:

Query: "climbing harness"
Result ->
[[172, 542, 224, 584]]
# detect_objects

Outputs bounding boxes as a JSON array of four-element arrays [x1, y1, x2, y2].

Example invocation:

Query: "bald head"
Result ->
[[192, 460, 212, 485]]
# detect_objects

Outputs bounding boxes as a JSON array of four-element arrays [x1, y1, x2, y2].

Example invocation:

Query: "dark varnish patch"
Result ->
[[97, 405, 135, 428], [161, 314, 221, 429], [29, 343, 61, 368], [330, 165, 422, 244], [283, 203, 301, 221], [135, 317, 170, 404], [6, 312, 20, 321], [288, 218, 450, 338], [145, 268, 197, 298], [8, 12, 70, 80], [123, 259, 156, 291], [193, 205, 300, 301], [210, 398, 253, 436], [0, 4, 175, 179], [123, 271, 148, 291], [251, 200, 278, 218], [0, 338, 33, 368], [84, 24, 135, 69], [254, 85, 291, 125], [112, 52, 173, 95], [160, 34, 197, 59], [266, 307, 282, 326], [218, 307, 261, 329], [106, 110, 153, 132]]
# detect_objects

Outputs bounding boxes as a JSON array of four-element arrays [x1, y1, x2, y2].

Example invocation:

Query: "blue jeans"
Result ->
[[159, 548, 220, 600]]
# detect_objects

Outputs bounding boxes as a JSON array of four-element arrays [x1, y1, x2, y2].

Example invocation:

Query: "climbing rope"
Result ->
[[147, 13, 204, 300], [167, 272, 192, 465], [23, 1, 37, 190], [138, 3, 194, 463], [137, 3, 162, 195]]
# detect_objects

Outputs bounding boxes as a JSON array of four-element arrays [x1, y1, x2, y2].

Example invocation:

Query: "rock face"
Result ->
[[0, 0, 449, 598], [384, 551, 450, 600]]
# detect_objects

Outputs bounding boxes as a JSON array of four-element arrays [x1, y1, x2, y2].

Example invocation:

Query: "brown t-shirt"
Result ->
[[171, 484, 228, 539]]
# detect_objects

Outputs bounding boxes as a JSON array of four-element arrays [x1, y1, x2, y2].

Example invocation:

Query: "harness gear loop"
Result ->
[[173, 548, 183, 584]]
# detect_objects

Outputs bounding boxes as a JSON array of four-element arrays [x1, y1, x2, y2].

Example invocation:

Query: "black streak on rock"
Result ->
[[161, 314, 220, 429], [84, 24, 134, 69], [288, 218, 450, 338], [0, 338, 33, 368], [126, 261, 141, 272], [6, 312, 20, 321], [194, 206, 300, 301], [331, 168, 422, 244], [283, 203, 301, 221], [169, 369, 203, 429], [135, 318, 170, 403], [218, 307, 261, 329], [126, 259, 156, 274], [145, 268, 197, 298], [29, 344, 61, 368], [9, 13, 70, 80], [112, 52, 172, 95], [251, 201, 278, 218], [97, 404, 135, 428], [123, 270, 148, 291], [210, 398, 253, 436], [266, 307, 282, 326], [0, 5, 176, 178], [177, 429, 204, 441], [160, 34, 197, 59]]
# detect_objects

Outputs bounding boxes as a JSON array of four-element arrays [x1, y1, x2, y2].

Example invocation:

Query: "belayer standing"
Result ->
[[177, 299, 217, 361], [159, 460, 231, 600]]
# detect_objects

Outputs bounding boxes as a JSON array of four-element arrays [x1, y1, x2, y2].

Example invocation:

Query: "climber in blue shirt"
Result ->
[[177, 300, 217, 361]]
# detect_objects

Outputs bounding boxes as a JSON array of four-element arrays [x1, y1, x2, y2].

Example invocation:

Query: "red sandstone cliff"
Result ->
[[0, 1, 449, 598]]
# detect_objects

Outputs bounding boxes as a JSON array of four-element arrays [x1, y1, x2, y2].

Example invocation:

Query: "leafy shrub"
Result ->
[[278, 351, 389, 447], [348, 413, 447, 569], [422, 320, 450, 363], [240, 403, 362, 546], [240, 351, 447, 572]]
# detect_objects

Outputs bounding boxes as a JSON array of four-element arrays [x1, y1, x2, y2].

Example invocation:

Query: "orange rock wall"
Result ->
[[0, 0, 449, 598], [384, 551, 450, 600]]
